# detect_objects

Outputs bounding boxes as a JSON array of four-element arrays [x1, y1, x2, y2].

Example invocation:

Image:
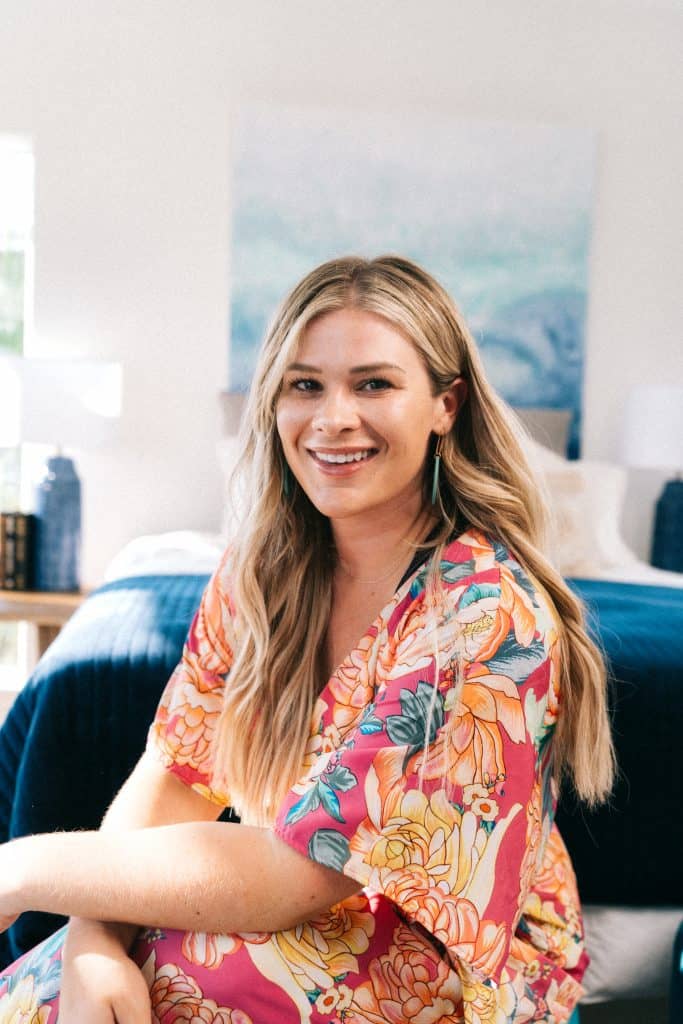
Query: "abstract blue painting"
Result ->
[[230, 103, 595, 456]]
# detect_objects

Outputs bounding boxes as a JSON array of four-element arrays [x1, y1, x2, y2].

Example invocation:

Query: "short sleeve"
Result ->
[[274, 561, 559, 990], [146, 548, 237, 806]]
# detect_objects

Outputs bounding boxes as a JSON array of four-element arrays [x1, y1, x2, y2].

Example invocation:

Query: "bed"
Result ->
[[1, 431, 682, 1010]]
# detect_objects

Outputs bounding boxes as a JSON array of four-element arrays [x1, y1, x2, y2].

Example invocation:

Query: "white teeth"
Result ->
[[314, 449, 374, 464]]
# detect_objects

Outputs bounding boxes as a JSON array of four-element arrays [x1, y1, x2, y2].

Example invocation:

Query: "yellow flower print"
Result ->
[[349, 769, 522, 964], [495, 966, 538, 1024], [0, 976, 52, 1024], [271, 894, 375, 993]]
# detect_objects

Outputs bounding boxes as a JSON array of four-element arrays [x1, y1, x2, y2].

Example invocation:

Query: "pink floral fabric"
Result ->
[[0, 529, 587, 1023]]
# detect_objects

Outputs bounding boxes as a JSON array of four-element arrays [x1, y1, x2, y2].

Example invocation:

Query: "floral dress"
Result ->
[[0, 528, 587, 1023]]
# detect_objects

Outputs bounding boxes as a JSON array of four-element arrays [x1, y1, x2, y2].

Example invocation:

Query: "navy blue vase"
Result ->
[[34, 455, 81, 592], [651, 479, 683, 573]]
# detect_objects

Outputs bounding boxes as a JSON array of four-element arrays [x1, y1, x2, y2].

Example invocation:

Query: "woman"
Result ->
[[0, 255, 613, 1023]]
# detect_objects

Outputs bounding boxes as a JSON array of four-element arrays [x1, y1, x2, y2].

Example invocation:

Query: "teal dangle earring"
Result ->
[[431, 435, 443, 506], [283, 464, 292, 498]]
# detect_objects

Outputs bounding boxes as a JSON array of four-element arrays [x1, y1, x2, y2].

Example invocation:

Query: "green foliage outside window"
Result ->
[[0, 250, 24, 353], [0, 247, 25, 668]]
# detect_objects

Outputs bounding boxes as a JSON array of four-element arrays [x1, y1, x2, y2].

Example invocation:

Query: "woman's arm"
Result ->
[[1, 817, 360, 936], [49, 752, 230, 1023], [64, 749, 226, 950]]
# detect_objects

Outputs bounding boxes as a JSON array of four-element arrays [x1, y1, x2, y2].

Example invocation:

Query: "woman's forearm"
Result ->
[[62, 752, 227, 952], [5, 821, 360, 936]]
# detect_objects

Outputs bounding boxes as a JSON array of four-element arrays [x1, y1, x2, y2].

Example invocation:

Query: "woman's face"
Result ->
[[275, 307, 461, 527]]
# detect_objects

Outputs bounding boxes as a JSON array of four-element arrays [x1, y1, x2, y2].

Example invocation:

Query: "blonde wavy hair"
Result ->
[[212, 255, 615, 825]]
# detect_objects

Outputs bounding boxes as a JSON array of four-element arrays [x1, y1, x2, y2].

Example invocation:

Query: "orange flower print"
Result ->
[[516, 781, 544, 915], [544, 626, 562, 727], [181, 929, 271, 971], [182, 929, 244, 969], [272, 894, 375, 992], [376, 598, 465, 686], [410, 664, 525, 788], [346, 922, 462, 1024], [152, 673, 221, 775], [424, 899, 508, 977], [143, 955, 253, 1024], [348, 775, 521, 973], [190, 565, 236, 674], [543, 975, 584, 1022], [532, 824, 581, 914], [456, 529, 498, 572], [329, 631, 385, 735]]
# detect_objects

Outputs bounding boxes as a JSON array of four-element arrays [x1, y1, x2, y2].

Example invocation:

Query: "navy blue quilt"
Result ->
[[0, 575, 210, 967], [556, 578, 683, 906], [0, 573, 681, 968]]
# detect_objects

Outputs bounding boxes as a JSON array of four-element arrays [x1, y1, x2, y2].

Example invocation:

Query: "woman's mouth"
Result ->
[[307, 448, 379, 473]]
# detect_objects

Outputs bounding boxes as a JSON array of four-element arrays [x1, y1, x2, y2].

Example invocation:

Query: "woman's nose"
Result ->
[[311, 387, 361, 434]]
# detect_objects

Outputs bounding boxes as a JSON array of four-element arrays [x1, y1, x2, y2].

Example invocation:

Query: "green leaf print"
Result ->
[[324, 764, 357, 792], [485, 631, 546, 683], [285, 786, 322, 826], [308, 829, 351, 872], [386, 680, 444, 747], [492, 541, 537, 600], [318, 781, 345, 822], [441, 557, 476, 584], [459, 581, 501, 609]]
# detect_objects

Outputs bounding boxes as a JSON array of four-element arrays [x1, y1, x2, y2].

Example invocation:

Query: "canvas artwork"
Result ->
[[230, 103, 595, 456]]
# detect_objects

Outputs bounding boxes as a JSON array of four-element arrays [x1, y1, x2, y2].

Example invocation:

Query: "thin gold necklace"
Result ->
[[336, 551, 413, 585], [336, 518, 434, 584]]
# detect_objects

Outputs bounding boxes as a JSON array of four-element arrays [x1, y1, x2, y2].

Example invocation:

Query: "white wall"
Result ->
[[1, 0, 681, 582]]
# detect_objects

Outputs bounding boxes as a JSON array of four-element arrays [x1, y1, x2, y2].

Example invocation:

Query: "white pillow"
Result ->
[[522, 440, 639, 577]]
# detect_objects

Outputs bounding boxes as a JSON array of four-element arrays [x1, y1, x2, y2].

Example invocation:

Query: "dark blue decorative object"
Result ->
[[671, 919, 683, 1024], [651, 478, 683, 573], [34, 455, 81, 591]]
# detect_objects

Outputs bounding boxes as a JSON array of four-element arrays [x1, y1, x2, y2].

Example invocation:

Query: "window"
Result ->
[[0, 138, 34, 689]]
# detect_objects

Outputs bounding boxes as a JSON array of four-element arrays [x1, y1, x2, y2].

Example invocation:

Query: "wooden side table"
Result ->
[[0, 589, 86, 659]]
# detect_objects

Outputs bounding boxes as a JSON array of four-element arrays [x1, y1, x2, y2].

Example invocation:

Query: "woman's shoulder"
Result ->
[[397, 527, 559, 661]]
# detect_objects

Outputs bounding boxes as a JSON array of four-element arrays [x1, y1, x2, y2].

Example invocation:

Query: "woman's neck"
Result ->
[[331, 498, 436, 584]]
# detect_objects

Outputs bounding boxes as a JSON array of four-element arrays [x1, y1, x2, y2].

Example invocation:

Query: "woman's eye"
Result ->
[[360, 378, 392, 392], [290, 378, 322, 393]]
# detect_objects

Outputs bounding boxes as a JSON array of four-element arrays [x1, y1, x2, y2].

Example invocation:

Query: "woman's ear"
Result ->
[[435, 376, 468, 434]]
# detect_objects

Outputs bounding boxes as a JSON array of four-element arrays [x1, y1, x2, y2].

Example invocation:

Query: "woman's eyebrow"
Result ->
[[284, 361, 406, 374], [350, 362, 406, 375]]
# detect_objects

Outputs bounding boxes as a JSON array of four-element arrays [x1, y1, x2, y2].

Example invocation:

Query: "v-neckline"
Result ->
[[324, 528, 455, 692]]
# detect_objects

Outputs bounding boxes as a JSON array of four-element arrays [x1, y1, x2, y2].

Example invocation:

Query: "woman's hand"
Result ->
[[59, 918, 151, 1024]]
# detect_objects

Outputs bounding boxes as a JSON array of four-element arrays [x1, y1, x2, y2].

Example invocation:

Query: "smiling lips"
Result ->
[[308, 448, 378, 472]]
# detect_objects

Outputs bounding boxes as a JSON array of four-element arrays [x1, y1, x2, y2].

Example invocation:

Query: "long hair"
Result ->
[[212, 255, 615, 824]]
